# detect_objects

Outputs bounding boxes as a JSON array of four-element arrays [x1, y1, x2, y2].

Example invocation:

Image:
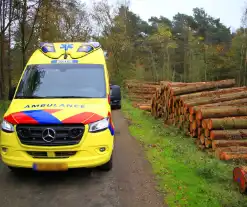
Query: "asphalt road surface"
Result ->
[[0, 110, 165, 207]]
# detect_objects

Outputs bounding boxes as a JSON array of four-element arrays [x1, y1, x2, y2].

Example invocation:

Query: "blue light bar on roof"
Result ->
[[40, 42, 48, 47], [40, 42, 55, 53], [89, 42, 101, 48], [77, 45, 94, 53]]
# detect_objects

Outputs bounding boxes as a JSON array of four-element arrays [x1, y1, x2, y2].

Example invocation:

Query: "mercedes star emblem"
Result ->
[[42, 128, 56, 143]]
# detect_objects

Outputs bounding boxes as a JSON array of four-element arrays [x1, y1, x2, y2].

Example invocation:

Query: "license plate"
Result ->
[[33, 163, 68, 171], [51, 60, 78, 64]]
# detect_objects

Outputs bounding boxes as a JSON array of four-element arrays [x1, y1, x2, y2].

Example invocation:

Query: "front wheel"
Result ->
[[98, 156, 113, 171], [8, 166, 25, 175]]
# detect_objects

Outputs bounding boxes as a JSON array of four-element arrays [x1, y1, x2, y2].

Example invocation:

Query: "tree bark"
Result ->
[[178, 86, 247, 102], [212, 140, 247, 150], [208, 117, 247, 130], [170, 79, 235, 96], [185, 91, 247, 109], [196, 106, 247, 120], [189, 98, 247, 114]]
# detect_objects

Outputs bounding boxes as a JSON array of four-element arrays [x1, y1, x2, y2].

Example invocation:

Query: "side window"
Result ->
[[16, 68, 30, 95], [106, 70, 110, 93]]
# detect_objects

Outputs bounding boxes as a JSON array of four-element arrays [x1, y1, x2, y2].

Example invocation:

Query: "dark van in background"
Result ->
[[110, 84, 121, 109]]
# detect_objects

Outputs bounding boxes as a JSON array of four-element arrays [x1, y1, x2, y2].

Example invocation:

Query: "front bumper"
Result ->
[[0, 127, 114, 169], [110, 99, 121, 106]]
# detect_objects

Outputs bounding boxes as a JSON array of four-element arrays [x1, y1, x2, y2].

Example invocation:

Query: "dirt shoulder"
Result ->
[[112, 110, 166, 207]]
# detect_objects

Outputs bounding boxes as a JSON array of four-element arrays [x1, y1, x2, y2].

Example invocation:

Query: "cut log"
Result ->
[[170, 79, 235, 96], [233, 166, 247, 193], [220, 152, 247, 160], [189, 98, 247, 114], [216, 146, 247, 153], [212, 140, 247, 150], [210, 129, 247, 140], [128, 89, 158, 94], [208, 117, 247, 130], [128, 94, 153, 99], [126, 84, 160, 89], [205, 138, 212, 148], [185, 91, 247, 109], [177, 86, 247, 102], [215, 147, 247, 159], [125, 80, 160, 86], [196, 106, 247, 120], [200, 134, 205, 144], [202, 119, 209, 129], [139, 104, 151, 111]]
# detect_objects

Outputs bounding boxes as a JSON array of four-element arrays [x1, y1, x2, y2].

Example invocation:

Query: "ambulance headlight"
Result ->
[[1, 119, 14, 133], [89, 118, 109, 132]]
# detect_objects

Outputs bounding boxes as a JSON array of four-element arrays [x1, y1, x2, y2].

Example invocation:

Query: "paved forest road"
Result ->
[[0, 110, 165, 207]]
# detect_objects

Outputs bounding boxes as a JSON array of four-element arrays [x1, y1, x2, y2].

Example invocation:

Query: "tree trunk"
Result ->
[[21, 0, 27, 69], [189, 98, 247, 114], [215, 146, 247, 159], [210, 129, 247, 140], [208, 117, 247, 130], [212, 140, 247, 150], [7, 0, 12, 94], [185, 91, 247, 109], [220, 151, 247, 161], [196, 106, 247, 120], [170, 79, 235, 96], [0, 33, 4, 98], [177, 86, 247, 102]]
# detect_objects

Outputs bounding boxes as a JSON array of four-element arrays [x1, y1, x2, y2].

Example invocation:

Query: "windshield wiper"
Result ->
[[44, 96, 95, 98], [15, 95, 101, 99], [15, 95, 46, 99]]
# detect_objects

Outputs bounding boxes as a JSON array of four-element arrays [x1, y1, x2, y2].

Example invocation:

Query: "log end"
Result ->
[[233, 166, 247, 193], [189, 107, 195, 115]]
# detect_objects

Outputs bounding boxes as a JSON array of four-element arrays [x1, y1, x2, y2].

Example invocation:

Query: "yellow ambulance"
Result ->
[[0, 42, 114, 172]]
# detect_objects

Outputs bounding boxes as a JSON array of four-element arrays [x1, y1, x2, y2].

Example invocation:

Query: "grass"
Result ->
[[121, 98, 247, 207]]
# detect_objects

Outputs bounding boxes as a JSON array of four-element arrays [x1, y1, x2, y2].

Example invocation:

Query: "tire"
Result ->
[[8, 166, 25, 174], [116, 104, 121, 110], [98, 155, 113, 171]]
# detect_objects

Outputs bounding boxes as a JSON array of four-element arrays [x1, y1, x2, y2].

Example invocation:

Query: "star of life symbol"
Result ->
[[60, 43, 73, 51]]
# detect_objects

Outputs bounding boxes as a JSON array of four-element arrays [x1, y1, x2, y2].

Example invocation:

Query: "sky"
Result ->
[[85, 0, 247, 32]]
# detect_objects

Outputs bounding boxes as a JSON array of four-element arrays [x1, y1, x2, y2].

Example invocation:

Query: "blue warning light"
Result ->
[[77, 45, 94, 52], [40, 42, 55, 53]]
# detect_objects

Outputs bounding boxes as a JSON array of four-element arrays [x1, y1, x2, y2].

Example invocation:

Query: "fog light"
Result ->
[[99, 147, 106, 152], [2, 147, 7, 153]]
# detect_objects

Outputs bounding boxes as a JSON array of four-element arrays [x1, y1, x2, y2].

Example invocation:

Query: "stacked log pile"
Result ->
[[124, 80, 160, 111], [150, 78, 247, 161]]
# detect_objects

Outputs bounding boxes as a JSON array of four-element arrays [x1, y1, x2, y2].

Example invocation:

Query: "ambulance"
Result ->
[[0, 42, 114, 172]]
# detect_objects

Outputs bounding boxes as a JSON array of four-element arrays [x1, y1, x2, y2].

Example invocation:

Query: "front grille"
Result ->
[[27, 151, 77, 158], [16, 124, 85, 146], [27, 151, 47, 158], [55, 151, 77, 158]]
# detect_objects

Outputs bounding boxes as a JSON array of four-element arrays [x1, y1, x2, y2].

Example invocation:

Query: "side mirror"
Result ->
[[8, 86, 17, 100]]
